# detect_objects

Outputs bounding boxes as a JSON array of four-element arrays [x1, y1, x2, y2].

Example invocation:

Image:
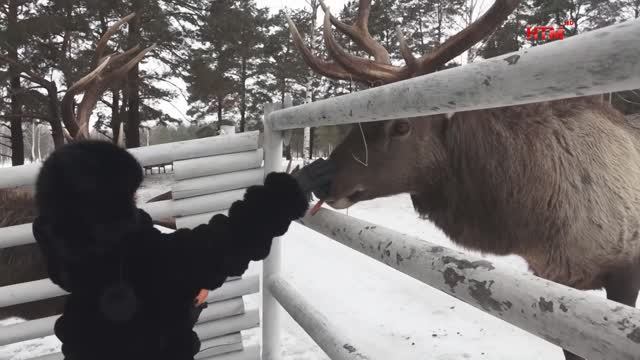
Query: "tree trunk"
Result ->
[[31, 121, 36, 161], [303, 0, 320, 164], [125, 8, 142, 148], [8, 0, 23, 166], [217, 95, 223, 126], [240, 56, 247, 132], [111, 89, 121, 144], [309, 91, 317, 159], [46, 83, 64, 148]]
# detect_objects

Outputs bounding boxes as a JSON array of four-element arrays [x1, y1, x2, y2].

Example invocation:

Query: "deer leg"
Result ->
[[562, 350, 584, 360], [604, 266, 640, 307], [562, 267, 640, 360]]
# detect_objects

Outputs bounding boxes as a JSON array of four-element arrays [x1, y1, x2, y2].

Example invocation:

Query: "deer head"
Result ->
[[287, 0, 519, 209], [61, 13, 154, 146]]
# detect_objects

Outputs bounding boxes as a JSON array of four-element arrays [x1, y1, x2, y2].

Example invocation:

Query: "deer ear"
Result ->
[[389, 119, 412, 138]]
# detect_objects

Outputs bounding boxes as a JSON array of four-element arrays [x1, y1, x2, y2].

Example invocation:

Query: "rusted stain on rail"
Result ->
[[468, 279, 505, 313], [442, 256, 495, 271]]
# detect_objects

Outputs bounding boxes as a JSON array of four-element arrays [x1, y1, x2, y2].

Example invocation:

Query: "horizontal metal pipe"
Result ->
[[197, 332, 243, 358], [195, 309, 259, 340], [199, 345, 260, 360], [198, 298, 245, 323], [0, 279, 257, 346], [172, 168, 263, 200], [0, 315, 58, 347], [138, 188, 244, 220], [196, 340, 243, 359], [175, 210, 228, 230], [0, 279, 66, 308], [130, 131, 260, 167], [0, 277, 246, 309], [173, 149, 263, 181], [207, 275, 260, 304], [0, 131, 259, 189], [298, 209, 640, 360], [268, 19, 640, 130], [28, 353, 62, 360], [268, 275, 372, 360], [172, 189, 244, 218], [0, 223, 35, 249], [0, 198, 222, 248], [27, 336, 249, 360]]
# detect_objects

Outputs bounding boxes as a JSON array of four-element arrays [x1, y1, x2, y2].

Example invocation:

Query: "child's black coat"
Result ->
[[32, 141, 308, 360]]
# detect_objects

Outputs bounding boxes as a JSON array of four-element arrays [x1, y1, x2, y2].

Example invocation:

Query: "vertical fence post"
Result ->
[[261, 95, 291, 360]]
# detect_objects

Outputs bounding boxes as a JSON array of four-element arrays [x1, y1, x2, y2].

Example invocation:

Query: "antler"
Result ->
[[288, 0, 520, 85], [61, 13, 156, 141]]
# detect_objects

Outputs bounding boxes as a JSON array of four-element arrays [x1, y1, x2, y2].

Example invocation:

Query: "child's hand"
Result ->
[[290, 158, 336, 201], [228, 172, 309, 261]]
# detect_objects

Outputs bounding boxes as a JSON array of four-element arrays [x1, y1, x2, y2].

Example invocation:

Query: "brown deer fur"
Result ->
[[327, 97, 640, 297], [288, 0, 639, 358]]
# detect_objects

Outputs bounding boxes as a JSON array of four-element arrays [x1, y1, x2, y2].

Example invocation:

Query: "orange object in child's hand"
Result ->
[[195, 289, 209, 306], [310, 200, 324, 216]]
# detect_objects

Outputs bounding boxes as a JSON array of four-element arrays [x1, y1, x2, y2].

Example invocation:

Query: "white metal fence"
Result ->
[[261, 17, 640, 360]]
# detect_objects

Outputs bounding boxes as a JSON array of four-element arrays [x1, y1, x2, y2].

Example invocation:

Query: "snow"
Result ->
[[1, 172, 636, 359]]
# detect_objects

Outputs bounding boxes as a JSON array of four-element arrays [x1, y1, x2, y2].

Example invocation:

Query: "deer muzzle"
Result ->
[[325, 185, 366, 209]]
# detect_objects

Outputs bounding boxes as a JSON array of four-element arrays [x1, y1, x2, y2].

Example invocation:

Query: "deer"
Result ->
[[287, 1, 640, 359], [0, 13, 155, 321]]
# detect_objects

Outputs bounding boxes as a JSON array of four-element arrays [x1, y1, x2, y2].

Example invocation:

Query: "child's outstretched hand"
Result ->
[[228, 172, 309, 261]]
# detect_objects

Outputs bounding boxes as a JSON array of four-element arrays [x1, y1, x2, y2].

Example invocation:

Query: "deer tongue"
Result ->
[[310, 200, 325, 216]]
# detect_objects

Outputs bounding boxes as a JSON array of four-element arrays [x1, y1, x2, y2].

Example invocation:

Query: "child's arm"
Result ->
[[142, 172, 309, 291]]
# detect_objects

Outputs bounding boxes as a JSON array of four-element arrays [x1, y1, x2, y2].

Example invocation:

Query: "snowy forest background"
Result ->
[[0, 0, 639, 166]]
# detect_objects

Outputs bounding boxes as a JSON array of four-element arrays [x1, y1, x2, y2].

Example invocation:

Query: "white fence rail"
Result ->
[[0, 131, 260, 189], [260, 17, 640, 360], [267, 19, 640, 130]]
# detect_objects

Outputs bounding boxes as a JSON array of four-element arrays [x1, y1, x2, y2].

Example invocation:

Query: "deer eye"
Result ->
[[391, 120, 411, 137]]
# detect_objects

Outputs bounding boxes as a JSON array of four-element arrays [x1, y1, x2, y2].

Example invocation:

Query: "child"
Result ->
[[32, 140, 311, 360]]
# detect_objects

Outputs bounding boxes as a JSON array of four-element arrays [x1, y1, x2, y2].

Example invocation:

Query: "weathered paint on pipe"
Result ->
[[0, 131, 259, 189], [262, 98, 290, 360], [268, 275, 373, 360], [173, 149, 264, 181], [298, 209, 640, 360], [172, 168, 264, 200], [195, 309, 259, 341], [268, 19, 640, 131]]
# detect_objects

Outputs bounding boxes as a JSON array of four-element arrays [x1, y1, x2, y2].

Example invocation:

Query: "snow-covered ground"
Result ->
[[1, 172, 635, 359]]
